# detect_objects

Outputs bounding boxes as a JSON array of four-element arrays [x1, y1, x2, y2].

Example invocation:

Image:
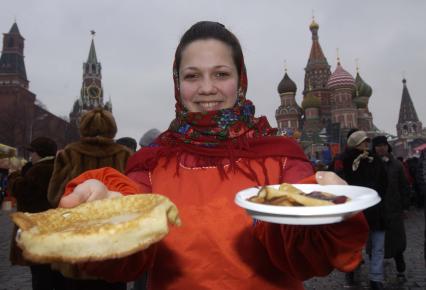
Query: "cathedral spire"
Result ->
[[398, 78, 419, 123]]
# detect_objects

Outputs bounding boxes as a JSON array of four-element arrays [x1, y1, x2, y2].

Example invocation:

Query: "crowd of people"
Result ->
[[2, 21, 426, 290]]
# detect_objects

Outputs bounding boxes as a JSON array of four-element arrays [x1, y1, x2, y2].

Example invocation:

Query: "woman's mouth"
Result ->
[[196, 101, 222, 111]]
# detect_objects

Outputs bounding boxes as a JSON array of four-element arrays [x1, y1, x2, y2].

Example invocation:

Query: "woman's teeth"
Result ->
[[198, 102, 220, 110]]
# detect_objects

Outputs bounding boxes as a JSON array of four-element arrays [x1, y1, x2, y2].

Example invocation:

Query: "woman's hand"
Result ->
[[315, 171, 347, 185], [59, 179, 122, 208]]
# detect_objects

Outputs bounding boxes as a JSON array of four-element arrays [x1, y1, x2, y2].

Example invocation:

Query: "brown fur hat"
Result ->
[[79, 109, 117, 138]]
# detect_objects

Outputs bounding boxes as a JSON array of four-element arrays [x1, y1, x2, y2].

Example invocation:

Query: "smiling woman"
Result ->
[[52, 21, 369, 290], [178, 39, 239, 112]]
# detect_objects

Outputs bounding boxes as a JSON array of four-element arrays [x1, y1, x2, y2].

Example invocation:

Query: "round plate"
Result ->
[[234, 184, 380, 225]]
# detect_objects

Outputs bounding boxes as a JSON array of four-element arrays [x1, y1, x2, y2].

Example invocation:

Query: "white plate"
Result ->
[[235, 184, 380, 225]]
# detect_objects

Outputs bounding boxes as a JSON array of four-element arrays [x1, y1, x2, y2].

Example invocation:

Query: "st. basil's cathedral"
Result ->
[[274, 19, 425, 158]]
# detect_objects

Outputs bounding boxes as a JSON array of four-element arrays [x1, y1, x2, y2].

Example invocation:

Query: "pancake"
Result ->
[[10, 194, 181, 264]]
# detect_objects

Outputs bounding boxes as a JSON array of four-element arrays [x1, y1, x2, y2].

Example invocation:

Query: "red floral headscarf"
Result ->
[[127, 52, 308, 183]]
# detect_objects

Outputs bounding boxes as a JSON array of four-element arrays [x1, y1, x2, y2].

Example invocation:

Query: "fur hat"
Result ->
[[27, 137, 57, 157], [79, 109, 117, 139], [347, 130, 370, 148]]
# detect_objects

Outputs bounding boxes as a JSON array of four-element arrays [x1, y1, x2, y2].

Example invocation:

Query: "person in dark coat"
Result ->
[[416, 149, 426, 266], [8, 137, 61, 290], [372, 135, 410, 281], [338, 131, 388, 290]]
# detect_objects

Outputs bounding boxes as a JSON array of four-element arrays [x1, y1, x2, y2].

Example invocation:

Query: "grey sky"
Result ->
[[2, 0, 425, 141]]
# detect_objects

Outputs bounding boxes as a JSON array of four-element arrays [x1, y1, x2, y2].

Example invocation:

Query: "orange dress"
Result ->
[[64, 156, 368, 290]]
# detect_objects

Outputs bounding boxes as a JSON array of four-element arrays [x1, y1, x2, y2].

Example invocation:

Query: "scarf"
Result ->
[[352, 150, 374, 171], [127, 56, 309, 184]]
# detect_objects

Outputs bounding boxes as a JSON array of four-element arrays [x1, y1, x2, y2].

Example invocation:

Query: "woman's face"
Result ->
[[178, 39, 239, 112], [355, 140, 369, 151]]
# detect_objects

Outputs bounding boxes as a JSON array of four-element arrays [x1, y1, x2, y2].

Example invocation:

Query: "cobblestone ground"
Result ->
[[1, 208, 424, 290]]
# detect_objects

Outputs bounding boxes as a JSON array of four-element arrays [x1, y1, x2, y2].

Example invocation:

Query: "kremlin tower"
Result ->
[[69, 32, 112, 132], [396, 78, 422, 139]]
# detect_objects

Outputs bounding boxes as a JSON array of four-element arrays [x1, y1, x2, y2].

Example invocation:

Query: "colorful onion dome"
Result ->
[[277, 72, 297, 94], [301, 91, 321, 109], [327, 63, 355, 90], [355, 73, 372, 98]]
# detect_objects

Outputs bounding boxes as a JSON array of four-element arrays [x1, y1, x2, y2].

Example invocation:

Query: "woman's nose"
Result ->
[[198, 78, 217, 94]]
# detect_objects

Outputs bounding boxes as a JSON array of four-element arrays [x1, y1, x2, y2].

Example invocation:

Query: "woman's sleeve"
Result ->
[[253, 158, 369, 280], [62, 167, 156, 282]]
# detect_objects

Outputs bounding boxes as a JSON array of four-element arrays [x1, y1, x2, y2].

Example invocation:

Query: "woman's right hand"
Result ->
[[59, 179, 122, 208]]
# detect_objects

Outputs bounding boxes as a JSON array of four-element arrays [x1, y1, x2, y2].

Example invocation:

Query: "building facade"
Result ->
[[0, 23, 78, 156]]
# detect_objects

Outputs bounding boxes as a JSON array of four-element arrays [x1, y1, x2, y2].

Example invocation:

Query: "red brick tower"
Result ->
[[69, 32, 112, 130], [0, 22, 36, 154], [303, 19, 332, 125], [275, 69, 302, 135]]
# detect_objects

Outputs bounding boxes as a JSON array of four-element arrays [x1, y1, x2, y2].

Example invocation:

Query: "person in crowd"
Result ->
[[8, 137, 61, 290], [337, 130, 388, 290], [56, 21, 369, 290], [47, 109, 132, 290], [410, 156, 423, 208], [416, 148, 426, 266], [372, 136, 410, 282], [48, 108, 132, 208], [139, 128, 161, 147], [328, 128, 359, 174], [116, 137, 138, 153]]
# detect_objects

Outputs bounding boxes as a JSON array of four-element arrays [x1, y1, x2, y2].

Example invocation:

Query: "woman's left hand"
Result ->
[[315, 171, 347, 185]]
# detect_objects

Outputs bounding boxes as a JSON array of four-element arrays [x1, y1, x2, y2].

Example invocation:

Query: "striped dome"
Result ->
[[327, 63, 355, 90]]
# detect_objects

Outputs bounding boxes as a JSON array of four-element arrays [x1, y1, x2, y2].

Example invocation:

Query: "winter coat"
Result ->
[[338, 148, 388, 230], [416, 150, 426, 260], [47, 137, 131, 207], [416, 150, 426, 195], [8, 156, 55, 266], [380, 155, 409, 258]]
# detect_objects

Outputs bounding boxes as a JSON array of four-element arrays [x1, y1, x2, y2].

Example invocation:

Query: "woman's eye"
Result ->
[[183, 73, 198, 80], [215, 72, 230, 78]]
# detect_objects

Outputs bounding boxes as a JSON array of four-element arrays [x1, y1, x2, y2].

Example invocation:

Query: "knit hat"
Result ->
[[139, 128, 161, 147], [79, 109, 117, 138], [347, 130, 370, 148], [26, 137, 57, 157], [372, 135, 392, 152]]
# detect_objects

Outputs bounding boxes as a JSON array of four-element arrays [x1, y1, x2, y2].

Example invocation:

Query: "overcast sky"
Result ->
[[2, 0, 425, 142]]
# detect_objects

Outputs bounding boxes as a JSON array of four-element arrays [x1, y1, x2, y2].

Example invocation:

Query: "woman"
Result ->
[[60, 21, 368, 290], [48, 108, 132, 207]]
